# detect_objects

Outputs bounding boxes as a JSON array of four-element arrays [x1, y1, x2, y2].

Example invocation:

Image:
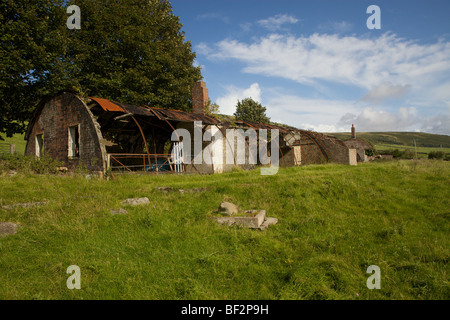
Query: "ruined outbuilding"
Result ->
[[342, 124, 374, 162], [24, 82, 358, 174]]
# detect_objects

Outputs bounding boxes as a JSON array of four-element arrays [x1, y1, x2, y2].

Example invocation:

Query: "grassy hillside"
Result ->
[[0, 161, 449, 300], [328, 131, 450, 148]]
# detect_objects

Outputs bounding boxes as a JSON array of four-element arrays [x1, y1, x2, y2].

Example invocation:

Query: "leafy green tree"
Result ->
[[0, 0, 67, 139], [204, 99, 220, 116], [0, 0, 202, 139], [66, 0, 201, 109], [233, 97, 270, 124]]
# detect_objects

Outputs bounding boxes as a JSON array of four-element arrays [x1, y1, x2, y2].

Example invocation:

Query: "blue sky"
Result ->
[[171, 0, 450, 134]]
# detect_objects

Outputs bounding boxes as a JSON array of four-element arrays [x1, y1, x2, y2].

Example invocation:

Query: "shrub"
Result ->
[[390, 149, 404, 158], [0, 154, 63, 174], [365, 148, 377, 156], [428, 151, 445, 159], [402, 149, 415, 159]]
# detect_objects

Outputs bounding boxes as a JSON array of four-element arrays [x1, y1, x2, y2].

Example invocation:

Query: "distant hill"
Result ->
[[326, 132, 450, 148]]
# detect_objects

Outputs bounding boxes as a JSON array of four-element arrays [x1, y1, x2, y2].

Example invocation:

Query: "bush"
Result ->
[[390, 149, 404, 158], [383, 148, 416, 159], [365, 148, 376, 156], [0, 154, 63, 174], [402, 149, 415, 159], [428, 151, 445, 159]]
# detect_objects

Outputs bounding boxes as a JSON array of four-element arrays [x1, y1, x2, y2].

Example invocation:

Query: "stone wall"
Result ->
[[342, 139, 373, 162], [25, 92, 106, 173]]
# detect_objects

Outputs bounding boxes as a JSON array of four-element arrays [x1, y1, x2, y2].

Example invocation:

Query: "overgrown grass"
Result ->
[[0, 160, 449, 300]]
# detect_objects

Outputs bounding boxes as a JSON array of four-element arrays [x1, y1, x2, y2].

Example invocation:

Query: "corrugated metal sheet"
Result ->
[[89, 97, 220, 124], [90, 97, 125, 112], [146, 106, 220, 124]]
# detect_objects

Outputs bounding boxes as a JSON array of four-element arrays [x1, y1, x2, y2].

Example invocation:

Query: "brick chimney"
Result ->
[[351, 124, 356, 139], [192, 81, 208, 114]]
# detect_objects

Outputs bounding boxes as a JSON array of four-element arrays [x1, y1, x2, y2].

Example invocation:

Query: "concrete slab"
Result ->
[[214, 210, 266, 229], [121, 197, 150, 206], [259, 217, 279, 231]]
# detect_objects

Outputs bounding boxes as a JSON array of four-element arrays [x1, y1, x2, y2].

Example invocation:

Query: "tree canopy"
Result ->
[[233, 97, 270, 124], [0, 0, 202, 139]]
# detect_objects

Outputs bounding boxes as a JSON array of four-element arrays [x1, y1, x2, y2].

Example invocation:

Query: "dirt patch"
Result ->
[[0, 222, 19, 237]]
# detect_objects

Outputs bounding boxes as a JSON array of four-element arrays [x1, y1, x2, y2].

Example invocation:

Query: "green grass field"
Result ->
[[329, 131, 450, 159], [329, 131, 450, 148], [0, 160, 449, 300], [373, 144, 450, 158], [0, 133, 27, 155]]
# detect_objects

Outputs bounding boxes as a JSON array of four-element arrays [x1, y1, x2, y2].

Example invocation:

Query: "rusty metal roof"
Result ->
[[144, 106, 220, 124], [89, 97, 220, 124], [88, 96, 338, 146], [90, 97, 125, 112]]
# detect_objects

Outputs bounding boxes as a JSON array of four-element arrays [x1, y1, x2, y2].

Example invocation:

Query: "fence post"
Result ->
[[10, 144, 16, 154]]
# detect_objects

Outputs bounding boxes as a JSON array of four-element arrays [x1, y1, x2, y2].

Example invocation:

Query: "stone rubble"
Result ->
[[121, 197, 150, 206]]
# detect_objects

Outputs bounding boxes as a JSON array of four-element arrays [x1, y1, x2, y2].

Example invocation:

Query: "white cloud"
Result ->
[[361, 82, 412, 104], [198, 33, 450, 134], [239, 22, 253, 33], [216, 83, 262, 116], [257, 14, 298, 31], [200, 33, 450, 94], [338, 107, 421, 132], [337, 106, 450, 134], [214, 85, 449, 134], [420, 114, 450, 135], [265, 94, 357, 132]]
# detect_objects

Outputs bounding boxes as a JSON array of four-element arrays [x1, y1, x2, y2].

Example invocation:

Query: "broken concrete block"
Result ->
[[121, 197, 150, 206], [235, 210, 266, 228], [218, 202, 239, 216], [259, 217, 278, 231], [0, 222, 19, 237], [214, 210, 267, 229]]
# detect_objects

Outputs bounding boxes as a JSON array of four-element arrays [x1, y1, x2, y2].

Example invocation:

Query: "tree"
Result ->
[[0, 0, 67, 139], [233, 97, 270, 124], [204, 99, 220, 116], [0, 0, 202, 139], [65, 0, 201, 109]]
